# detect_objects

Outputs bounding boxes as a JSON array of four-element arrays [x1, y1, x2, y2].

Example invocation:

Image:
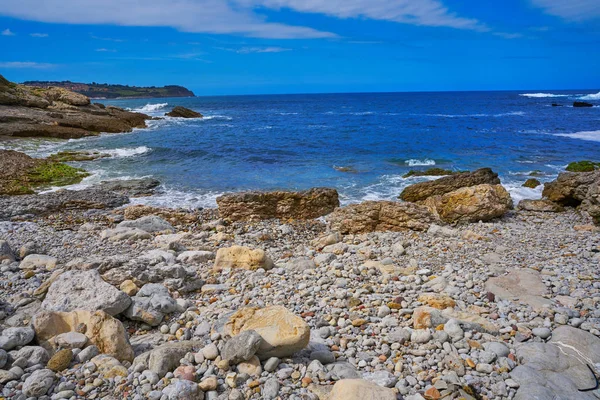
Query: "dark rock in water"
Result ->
[[95, 178, 160, 197], [0, 74, 150, 139], [165, 106, 203, 118], [551, 103, 562, 107], [333, 166, 357, 173], [399, 168, 500, 202], [217, 187, 339, 221], [522, 178, 541, 189], [0, 188, 129, 220], [573, 101, 593, 108], [403, 168, 457, 178], [48, 150, 110, 162]]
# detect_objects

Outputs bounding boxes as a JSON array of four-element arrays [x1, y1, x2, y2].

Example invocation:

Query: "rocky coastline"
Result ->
[[1, 74, 600, 400], [0, 155, 599, 400]]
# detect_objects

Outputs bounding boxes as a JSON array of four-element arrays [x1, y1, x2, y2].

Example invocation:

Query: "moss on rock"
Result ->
[[27, 162, 89, 188], [522, 178, 541, 189], [566, 161, 600, 173]]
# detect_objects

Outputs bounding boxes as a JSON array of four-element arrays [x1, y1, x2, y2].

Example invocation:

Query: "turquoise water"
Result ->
[[2, 90, 599, 208]]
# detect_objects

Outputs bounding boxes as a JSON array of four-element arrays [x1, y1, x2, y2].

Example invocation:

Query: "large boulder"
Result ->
[[96, 178, 160, 197], [517, 199, 564, 212], [32, 309, 134, 362], [485, 269, 552, 311], [217, 187, 339, 221], [542, 170, 600, 224], [123, 284, 177, 326], [399, 168, 501, 202], [327, 200, 437, 234], [165, 106, 203, 118], [0, 188, 129, 220], [329, 379, 396, 400], [21, 369, 56, 397], [42, 87, 90, 106], [511, 326, 600, 400], [217, 306, 310, 359], [41, 270, 131, 316], [213, 246, 274, 271], [423, 184, 513, 223]]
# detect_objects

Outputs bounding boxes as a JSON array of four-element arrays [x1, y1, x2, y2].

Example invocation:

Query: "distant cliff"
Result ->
[[21, 80, 195, 99]]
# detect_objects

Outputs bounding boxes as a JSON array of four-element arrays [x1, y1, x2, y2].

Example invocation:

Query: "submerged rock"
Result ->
[[573, 101, 593, 108], [165, 106, 203, 118], [217, 187, 339, 221], [400, 168, 501, 202]]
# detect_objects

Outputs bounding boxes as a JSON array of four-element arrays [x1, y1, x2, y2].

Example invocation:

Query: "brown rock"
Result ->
[[217, 188, 339, 221], [33, 309, 134, 362], [329, 379, 396, 400], [542, 170, 600, 206], [328, 200, 437, 234], [517, 199, 564, 212], [165, 106, 203, 118], [418, 293, 456, 310], [220, 306, 310, 359], [47, 349, 72, 372], [213, 246, 274, 271], [423, 184, 513, 224], [400, 168, 501, 202]]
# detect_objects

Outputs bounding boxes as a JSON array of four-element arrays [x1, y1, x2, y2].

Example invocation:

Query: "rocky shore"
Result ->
[[0, 165, 599, 400]]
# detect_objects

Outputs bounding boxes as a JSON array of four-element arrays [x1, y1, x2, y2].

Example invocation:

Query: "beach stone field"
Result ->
[[0, 168, 599, 400]]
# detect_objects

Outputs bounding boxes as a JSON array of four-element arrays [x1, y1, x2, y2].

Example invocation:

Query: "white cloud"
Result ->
[[0, 0, 485, 39], [1, 28, 15, 36], [530, 0, 600, 21], [237, 46, 291, 53], [30, 32, 48, 37], [0, 61, 56, 69]]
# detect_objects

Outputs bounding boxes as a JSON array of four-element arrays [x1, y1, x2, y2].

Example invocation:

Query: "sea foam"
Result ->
[[405, 159, 436, 166], [102, 146, 151, 158], [554, 130, 600, 143], [132, 103, 168, 112], [578, 91, 600, 101], [519, 93, 568, 98]]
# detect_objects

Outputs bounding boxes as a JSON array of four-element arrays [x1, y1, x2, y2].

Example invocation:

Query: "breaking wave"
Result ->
[[132, 103, 168, 112], [519, 93, 568, 98], [554, 130, 600, 143], [578, 91, 600, 101], [405, 159, 436, 166]]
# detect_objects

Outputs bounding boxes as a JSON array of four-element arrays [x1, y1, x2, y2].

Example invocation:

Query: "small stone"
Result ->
[[48, 349, 73, 372], [532, 327, 552, 339], [202, 343, 219, 360]]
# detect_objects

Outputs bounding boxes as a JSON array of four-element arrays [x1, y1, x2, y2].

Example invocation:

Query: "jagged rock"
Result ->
[[100, 227, 152, 242], [327, 201, 437, 234], [15, 346, 50, 366], [543, 170, 600, 224], [165, 106, 203, 118], [511, 326, 600, 400], [123, 284, 177, 326], [517, 199, 564, 212], [423, 184, 513, 224], [33, 309, 134, 362], [400, 168, 501, 202], [485, 269, 552, 311], [216, 306, 310, 359], [118, 215, 174, 233], [217, 187, 339, 221], [213, 245, 274, 271], [0, 240, 15, 262], [0, 188, 129, 220], [41, 270, 131, 316], [0, 327, 35, 350], [176, 250, 215, 264], [221, 330, 263, 364], [329, 379, 396, 400], [133, 341, 203, 377], [95, 178, 160, 197]]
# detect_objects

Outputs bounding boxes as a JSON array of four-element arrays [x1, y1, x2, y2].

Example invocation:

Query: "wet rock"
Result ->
[[165, 106, 203, 118], [96, 178, 161, 197]]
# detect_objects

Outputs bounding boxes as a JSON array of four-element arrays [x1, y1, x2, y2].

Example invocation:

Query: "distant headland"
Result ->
[[21, 80, 195, 99]]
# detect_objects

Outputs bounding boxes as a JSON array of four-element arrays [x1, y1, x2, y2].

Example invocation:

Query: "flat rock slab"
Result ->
[[511, 326, 600, 400], [485, 269, 553, 311]]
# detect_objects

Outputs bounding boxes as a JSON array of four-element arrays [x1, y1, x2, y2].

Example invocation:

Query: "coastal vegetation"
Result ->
[[566, 160, 600, 172], [22, 80, 195, 99]]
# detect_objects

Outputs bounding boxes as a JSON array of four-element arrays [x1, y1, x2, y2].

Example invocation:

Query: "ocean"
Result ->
[[2, 90, 599, 208]]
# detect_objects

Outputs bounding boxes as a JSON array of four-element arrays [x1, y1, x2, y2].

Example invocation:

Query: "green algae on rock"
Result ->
[[565, 161, 600, 173]]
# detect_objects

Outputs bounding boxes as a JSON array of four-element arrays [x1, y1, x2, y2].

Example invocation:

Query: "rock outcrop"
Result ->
[[95, 178, 160, 197], [217, 188, 339, 221], [542, 170, 600, 223], [0, 188, 129, 220], [423, 184, 513, 223], [327, 201, 437, 233], [399, 168, 501, 202], [165, 106, 203, 118], [0, 74, 149, 139]]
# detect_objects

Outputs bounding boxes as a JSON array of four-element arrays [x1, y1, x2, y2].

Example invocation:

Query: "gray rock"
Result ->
[[263, 357, 280, 372], [263, 377, 280, 399], [364, 370, 398, 388], [483, 342, 510, 358], [0, 349, 6, 368], [19, 254, 58, 271], [310, 350, 335, 364], [15, 346, 50, 366], [77, 345, 99, 363], [221, 330, 262, 364], [327, 362, 361, 379], [133, 341, 203, 378], [0, 369, 17, 384], [0, 240, 15, 262], [41, 270, 131, 316], [388, 328, 411, 344], [22, 369, 56, 397], [443, 319, 464, 341], [0, 327, 35, 350], [100, 227, 152, 241], [96, 178, 160, 197], [54, 332, 88, 349], [532, 327, 552, 339], [176, 251, 215, 264], [202, 343, 219, 360], [162, 379, 201, 400], [410, 329, 432, 344], [123, 283, 177, 326], [287, 258, 316, 272], [119, 215, 174, 233]]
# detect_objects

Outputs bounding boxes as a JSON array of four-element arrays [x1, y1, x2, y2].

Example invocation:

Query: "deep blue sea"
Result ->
[[2, 90, 600, 208]]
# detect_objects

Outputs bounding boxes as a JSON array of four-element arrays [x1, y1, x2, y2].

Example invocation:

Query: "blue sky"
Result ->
[[1, 0, 599, 95]]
